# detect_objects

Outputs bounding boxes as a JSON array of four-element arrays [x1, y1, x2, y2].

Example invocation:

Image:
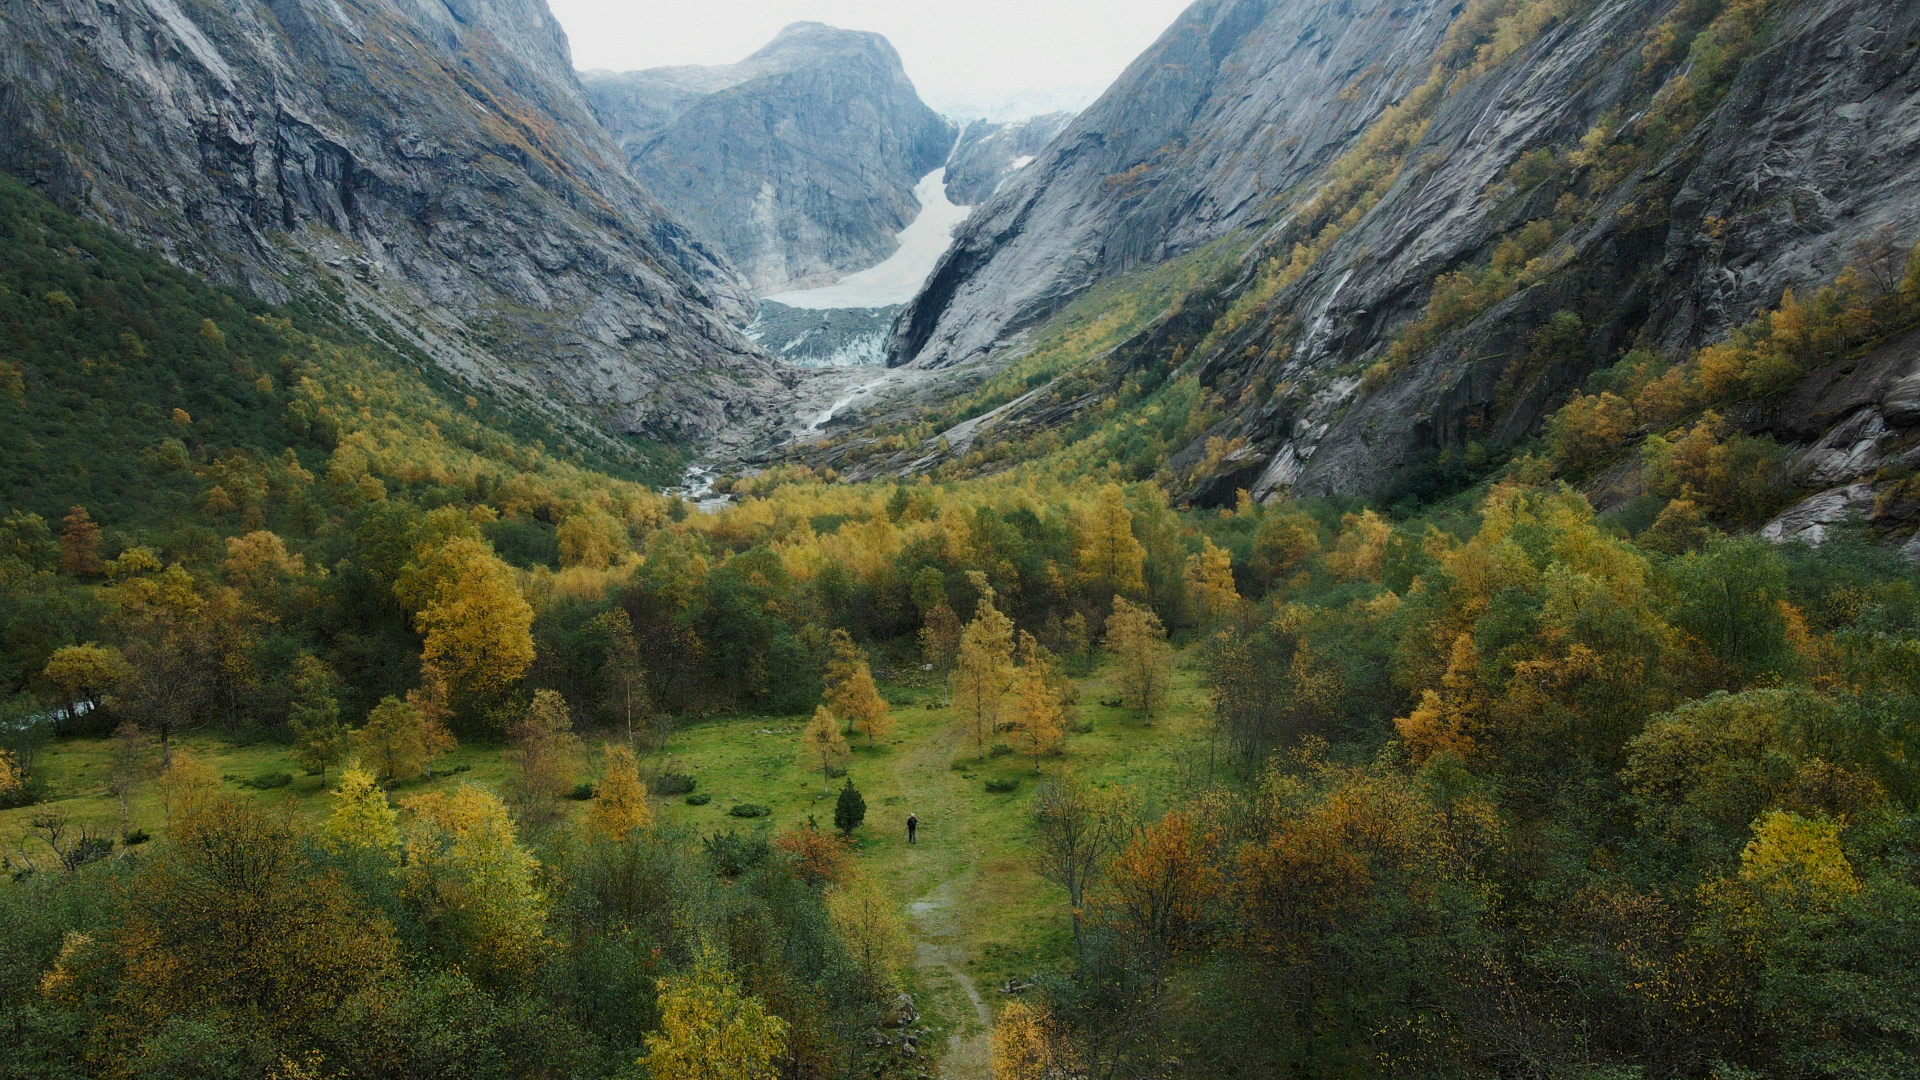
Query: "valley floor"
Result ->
[[2, 649, 1218, 1080]]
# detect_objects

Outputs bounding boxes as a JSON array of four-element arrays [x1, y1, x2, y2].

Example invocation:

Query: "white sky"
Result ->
[[547, 0, 1197, 107]]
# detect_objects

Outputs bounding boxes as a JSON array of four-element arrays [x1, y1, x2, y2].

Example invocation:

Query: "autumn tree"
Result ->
[[991, 1000, 1080, 1080], [221, 530, 305, 593], [401, 783, 547, 981], [401, 536, 535, 713], [1096, 809, 1223, 982], [1078, 483, 1146, 596], [641, 952, 789, 1080], [1251, 504, 1321, 586], [38, 796, 399, 1039], [320, 764, 402, 860], [919, 603, 962, 689], [156, 748, 219, 825], [0, 749, 19, 800], [58, 506, 102, 577], [287, 654, 350, 784], [828, 872, 908, 996], [1107, 597, 1173, 721], [952, 577, 1015, 759], [825, 629, 893, 744], [588, 741, 652, 840], [1033, 774, 1138, 954], [1183, 536, 1241, 623], [505, 689, 584, 832], [801, 705, 849, 794], [354, 695, 455, 786], [557, 506, 629, 570], [1012, 632, 1064, 773], [40, 643, 124, 736]]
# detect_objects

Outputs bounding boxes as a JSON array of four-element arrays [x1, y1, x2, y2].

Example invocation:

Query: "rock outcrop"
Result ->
[[878, 0, 1920, 505], [0, 0, 781, 452], [942, 113, 1074, 206], [889, 0, 1464, 370], [583, 23, 955, 294]]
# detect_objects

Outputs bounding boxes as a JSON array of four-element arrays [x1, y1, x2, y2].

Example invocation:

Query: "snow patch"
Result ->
[[764, 169, 972, 309]]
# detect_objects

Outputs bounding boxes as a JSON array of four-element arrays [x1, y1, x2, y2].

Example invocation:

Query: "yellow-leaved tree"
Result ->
[[801, 705, 849, 794], [1106, 597, 1173, 721], [991, 1000, 1080, 1080], [1077, 483, 1146, 596], [0, 749, 19, 799], [557, 506, 629, 570], [401, 783, 547, 981], [355, 695, 455, 786], [641, 952, 789, 1080], [951, 576, 1014, 760], [827, 871, 910, 997], [825, 629, 893, 744], [588, 741, 652, 840], [1182, 536, 1240, 623], [1012, 631, 1064, 773], [401, 536, 534, 708], [320, 764, 402, 860]]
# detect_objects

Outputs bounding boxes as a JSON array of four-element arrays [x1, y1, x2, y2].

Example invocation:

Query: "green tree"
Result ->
[[287, 654, 350, 784], [834, 777, 866, 836], [354, 695, 454, 786]]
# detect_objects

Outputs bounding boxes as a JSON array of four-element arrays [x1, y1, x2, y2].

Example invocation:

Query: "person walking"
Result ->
[[906, 812, 918, 845]]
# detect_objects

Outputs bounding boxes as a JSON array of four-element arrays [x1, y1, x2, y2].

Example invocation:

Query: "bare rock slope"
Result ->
[[583, 22, 955, 295], [880, 0, 1920, 506], [0, 0, 778, 452]]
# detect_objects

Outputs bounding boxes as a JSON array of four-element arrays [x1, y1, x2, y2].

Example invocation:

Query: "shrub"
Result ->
[[950, 758, 971, 771], [649, 771, 696, 796], [988, 744, 1014, 758], [685, 793, 712, 806], [704, 830, 767, 877], [985, 778, 1021, 794], [0, 773, 46, 809], [241, 770, 293, 790], [729, 803, 771, 819], [567, 782, 596, 801], [122, 828, 150, 846]]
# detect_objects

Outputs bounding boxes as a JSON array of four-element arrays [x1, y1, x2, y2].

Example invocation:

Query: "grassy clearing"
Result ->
[[3, 647, 1219, 1067]]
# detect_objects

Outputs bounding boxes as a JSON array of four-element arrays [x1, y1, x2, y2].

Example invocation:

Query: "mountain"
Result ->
[[0, 0, 777, 456], [943, 113, 1075, 207], [876, 0, 1920, 510], [582, 23, 956, 294]]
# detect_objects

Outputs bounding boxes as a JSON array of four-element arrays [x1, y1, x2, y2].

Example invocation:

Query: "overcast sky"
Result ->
[[547, 0, 1196, 110]]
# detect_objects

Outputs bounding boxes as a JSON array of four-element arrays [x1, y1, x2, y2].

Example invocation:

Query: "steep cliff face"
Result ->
[[583, 22, 956, 294], [889, 0, 1464, 369], [873, 0, 1920, 508], [0, 0, 777, 450], [942, 113, 1074, 206]]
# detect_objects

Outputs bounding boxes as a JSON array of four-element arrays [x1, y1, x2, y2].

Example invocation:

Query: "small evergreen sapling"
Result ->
[[834, 777, 866, 836]]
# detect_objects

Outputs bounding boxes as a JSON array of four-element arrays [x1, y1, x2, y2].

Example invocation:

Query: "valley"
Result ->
[[4, 0, 1920, 1077]]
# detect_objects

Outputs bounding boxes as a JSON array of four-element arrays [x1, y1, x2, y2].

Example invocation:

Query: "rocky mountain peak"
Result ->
[[583, 23, 956, 294]]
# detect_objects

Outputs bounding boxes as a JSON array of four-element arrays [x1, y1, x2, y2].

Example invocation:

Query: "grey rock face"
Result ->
[[1246, 0, 1920, 500], [890, 0, 1463, 369], [0, 0, 779, 448], [885, 0, 1920, 508], [583, 23, 955, 294], [943, 113, 1074, 206], [749, 301, 898, 367]]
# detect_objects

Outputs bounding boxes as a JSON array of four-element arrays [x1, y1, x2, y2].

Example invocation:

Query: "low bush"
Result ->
[[704, 830, 768, 877], [567, 782, 595, 801], [649, 771, 696, 796], [122, 828, 150, 846], [984, 777, 1021, 794], [728, 803, 771, 819], [685, 793, 712, 806], [241, 771, 292, 790], [988, 744, 1014, 758]]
